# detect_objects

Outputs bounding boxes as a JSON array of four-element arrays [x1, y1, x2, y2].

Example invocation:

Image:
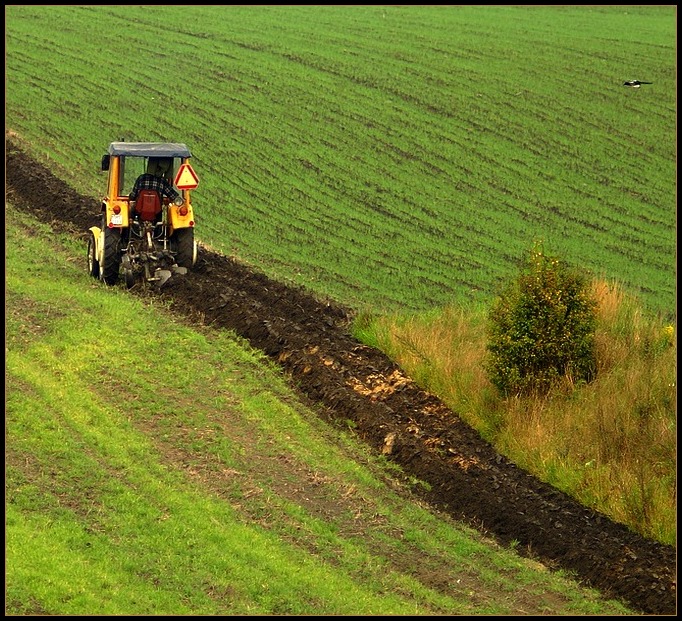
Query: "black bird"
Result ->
[[623, 80, 653, 88]]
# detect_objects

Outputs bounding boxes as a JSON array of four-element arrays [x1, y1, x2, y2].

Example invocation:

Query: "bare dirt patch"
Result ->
[[6, 136, 676, 615]]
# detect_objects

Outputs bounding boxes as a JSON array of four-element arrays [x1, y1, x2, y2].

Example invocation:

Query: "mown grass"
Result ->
[[5, 207, 634, 615], [4, 5, 676, 319]]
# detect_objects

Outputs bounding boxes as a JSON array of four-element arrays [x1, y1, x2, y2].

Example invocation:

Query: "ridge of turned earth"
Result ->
[[5, 137, 676, 615]]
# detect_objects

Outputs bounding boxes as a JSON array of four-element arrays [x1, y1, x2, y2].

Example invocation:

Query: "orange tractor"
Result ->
[[87, 141, 199, 288]]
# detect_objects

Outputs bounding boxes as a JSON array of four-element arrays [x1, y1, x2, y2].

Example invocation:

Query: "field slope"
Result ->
[[5, 5, 676, 615]]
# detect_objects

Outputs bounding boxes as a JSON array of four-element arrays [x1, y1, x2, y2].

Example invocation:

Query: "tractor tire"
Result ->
[[87, 231, 100, 279], [173, 227, 196, 269], [101, 227, 122, 285], [124, 267, 136, 289]]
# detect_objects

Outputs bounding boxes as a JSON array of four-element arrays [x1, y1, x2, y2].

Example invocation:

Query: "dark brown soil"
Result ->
[[5, 136, 676, 615]]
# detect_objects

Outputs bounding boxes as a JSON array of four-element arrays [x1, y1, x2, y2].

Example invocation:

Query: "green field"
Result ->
[[5, 6, 675, 615], [5, 5, 676, 318]]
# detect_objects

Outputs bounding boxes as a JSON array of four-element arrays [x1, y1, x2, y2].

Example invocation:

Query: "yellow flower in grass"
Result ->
[[660, 325, 675, 346]]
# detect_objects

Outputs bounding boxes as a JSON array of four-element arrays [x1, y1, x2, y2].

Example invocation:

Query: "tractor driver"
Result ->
[[129, 157, 184, 207]]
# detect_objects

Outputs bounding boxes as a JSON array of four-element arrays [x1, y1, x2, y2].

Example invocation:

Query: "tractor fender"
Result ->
[[89, 226, 103, 264]]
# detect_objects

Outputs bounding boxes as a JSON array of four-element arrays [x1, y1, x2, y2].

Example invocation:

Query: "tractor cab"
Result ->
[[101, 141, 193, 205]]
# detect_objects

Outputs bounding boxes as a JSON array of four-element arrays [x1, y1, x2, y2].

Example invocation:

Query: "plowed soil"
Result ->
[[5, 136, 676, 615]]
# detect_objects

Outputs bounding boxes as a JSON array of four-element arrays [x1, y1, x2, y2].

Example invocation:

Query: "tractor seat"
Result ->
[[133, 189, 162, 222]]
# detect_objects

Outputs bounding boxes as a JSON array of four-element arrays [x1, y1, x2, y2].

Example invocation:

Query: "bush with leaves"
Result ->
[[485, 246, 597, 397]]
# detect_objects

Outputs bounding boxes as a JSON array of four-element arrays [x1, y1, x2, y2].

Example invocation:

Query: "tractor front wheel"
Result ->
[[124, 262, 136, 289], [87, 231, 100, 279]]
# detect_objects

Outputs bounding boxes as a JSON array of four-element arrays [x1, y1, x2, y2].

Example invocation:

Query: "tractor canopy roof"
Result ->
[[107, 142, 192, 158]]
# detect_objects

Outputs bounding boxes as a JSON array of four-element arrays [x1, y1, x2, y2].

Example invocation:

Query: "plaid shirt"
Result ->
[[129, 174, 180, 202]]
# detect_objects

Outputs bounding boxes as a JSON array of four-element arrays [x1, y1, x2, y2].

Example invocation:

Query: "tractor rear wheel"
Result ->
[[87, 231, 100, 279], [101, 227, 122, 285], [173, 227, 196, 269]]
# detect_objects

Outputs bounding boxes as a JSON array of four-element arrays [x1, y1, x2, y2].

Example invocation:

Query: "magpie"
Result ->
[[623, 80, 653, 88]]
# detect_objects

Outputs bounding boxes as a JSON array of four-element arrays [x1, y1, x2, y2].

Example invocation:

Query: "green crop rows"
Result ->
[[5, 5, 676, 317]]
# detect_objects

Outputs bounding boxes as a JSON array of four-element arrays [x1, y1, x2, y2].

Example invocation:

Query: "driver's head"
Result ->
[[157, 158, 173, 177], [146, 158, 160, 176], [147, 157, 173, 178]]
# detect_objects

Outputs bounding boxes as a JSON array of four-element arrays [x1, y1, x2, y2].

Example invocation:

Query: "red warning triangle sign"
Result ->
[[174, 163, 199, 190]]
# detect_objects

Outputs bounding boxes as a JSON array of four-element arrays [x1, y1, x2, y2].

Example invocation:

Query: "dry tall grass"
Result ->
[[371, 279, 676, 545]]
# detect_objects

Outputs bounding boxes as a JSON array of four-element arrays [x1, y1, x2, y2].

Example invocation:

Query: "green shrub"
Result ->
[[485, 246, 597, 397]]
